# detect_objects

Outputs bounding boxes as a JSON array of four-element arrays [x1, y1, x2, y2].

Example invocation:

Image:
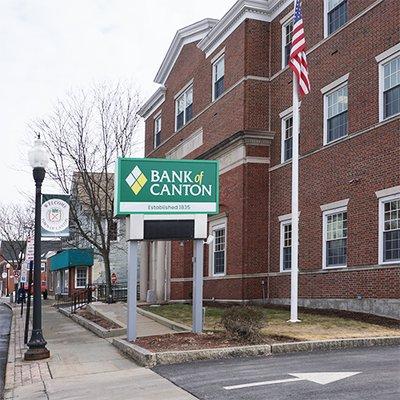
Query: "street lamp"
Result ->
[[24, 137, 50, 361]]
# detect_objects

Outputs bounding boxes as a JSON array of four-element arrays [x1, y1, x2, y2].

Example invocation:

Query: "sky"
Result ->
[[0, 0, 234, 204]]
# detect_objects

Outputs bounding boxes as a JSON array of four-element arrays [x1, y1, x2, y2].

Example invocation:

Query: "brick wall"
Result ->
[[145, 0, 400, 303]]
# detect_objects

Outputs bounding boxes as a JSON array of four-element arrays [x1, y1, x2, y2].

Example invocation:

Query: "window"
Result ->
[[324, 83, 348, 144], [325, 0, 348, 36], [212, 55, 225, 100], [175, 85, 193, 131], [282, 19, 293, 68], [108, 220, 118, 242], [281, 114, 293, 162], [209, 219, 227, 276], [323, 208, 347, 268], [381, 54, 400, 120], [75, 267, 87, 288], [280, 220, 292, 271], [379, 194, 400, 264], [154, 115, 161, 148]]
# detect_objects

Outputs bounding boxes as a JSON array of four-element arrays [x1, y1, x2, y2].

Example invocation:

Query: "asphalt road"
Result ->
[[154, 346, 400, 400], [0, 304, 11, 398]]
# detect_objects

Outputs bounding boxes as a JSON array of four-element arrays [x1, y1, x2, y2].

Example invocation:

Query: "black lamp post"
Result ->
[[24, 137, 50, 361]]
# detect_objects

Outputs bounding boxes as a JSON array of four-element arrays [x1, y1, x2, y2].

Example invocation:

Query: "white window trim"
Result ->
[[153, 114, 162, 149], [174, 82, 193, 132], [281, 112, 293, 163], [322, 205, 348, 269], [323, 79, 349, 146], [75, 267, 88, 289], [320, 198, 349, 212], [209, 217, 227, 277], [280, 216, 292, 272], [324, 0, 347, 38], [212, 54, 225, 102], [378, 193, 400, 265], [281, 13, 293, 69], [378, 47, 400, 122]]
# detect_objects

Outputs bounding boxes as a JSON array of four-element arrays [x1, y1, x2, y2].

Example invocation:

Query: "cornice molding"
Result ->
[[154, 18, 218, 85], [198, 0, 292, 57], [138, 87, 166, 118]]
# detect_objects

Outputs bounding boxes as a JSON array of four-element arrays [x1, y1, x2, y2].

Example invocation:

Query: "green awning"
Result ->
[[49, 248, 94, 271]]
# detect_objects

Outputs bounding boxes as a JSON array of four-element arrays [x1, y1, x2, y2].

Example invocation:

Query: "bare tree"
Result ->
[[0, 203, 34, 269], [30, 82, 141, 293]]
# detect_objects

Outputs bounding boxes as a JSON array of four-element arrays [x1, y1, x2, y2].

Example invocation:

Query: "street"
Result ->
[[0, 304, 11, 397], [154, 346, 400, 400]]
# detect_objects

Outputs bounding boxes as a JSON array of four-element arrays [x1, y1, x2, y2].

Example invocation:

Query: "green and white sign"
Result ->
[[114, 158, 219, 215]]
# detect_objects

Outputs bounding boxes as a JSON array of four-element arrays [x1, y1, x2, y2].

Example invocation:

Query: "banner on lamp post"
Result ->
[[41, 194, 70, 237]]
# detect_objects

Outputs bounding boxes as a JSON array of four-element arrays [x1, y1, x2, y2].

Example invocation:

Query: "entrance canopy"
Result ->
[[49, 249, 93, 271]]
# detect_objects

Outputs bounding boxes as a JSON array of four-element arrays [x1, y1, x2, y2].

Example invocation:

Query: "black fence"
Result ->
[[55, 283, 137, 309], [55, 286, 93, 313]]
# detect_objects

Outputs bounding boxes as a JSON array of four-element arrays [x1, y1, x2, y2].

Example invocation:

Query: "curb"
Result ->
[[137, 307, 191, 332], [113, 334, 400, 368], [2, 302, 17, 395], [112, 337, 272, 368], [58, 307, 126, 339], [270, 336, 400, 354]]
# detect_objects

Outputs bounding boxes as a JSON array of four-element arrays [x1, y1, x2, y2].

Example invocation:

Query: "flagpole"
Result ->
[[290, 73, 300, 323]]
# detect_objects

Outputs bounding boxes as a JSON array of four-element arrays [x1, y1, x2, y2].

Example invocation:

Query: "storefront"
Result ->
[[48, 249, 93, 297]]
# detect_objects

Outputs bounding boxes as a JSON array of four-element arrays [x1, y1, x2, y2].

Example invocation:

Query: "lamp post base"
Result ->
[[24, 329, 50, 360], [24, 347, 50, 361]]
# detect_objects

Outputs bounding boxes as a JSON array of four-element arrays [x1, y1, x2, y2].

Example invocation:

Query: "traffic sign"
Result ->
[[25, 236, 34, 261]]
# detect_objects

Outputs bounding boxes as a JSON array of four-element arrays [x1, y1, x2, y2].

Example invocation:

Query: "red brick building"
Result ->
[[138, 0, 400, 318]]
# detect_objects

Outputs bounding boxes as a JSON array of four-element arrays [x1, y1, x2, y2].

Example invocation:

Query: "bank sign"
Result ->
[[114, 158, 219, 215]]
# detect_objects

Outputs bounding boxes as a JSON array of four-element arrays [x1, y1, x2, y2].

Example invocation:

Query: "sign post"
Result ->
[[115, 158, 219, 341], [193, 240, 204, 333]]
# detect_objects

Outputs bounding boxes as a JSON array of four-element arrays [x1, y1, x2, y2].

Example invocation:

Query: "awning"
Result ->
[[49, 249, 94, 272]]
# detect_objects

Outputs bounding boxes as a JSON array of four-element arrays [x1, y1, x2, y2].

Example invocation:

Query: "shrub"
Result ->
[[221, 306, 266, 342]]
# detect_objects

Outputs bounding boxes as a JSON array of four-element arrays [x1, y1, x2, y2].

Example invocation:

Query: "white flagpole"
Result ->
[[290, 73, 300, 323]]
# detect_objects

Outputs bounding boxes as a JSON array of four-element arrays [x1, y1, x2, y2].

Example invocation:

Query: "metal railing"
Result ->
[[54, 285, 93, 313], [93, 283, 129, 303], [71, 287, 92, 313]]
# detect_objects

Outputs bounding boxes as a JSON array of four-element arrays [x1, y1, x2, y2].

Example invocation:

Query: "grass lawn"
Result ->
[[142, 304, 400, 341]]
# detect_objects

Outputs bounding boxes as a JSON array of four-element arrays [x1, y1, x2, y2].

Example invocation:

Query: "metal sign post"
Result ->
[[116, 158, 219, 341], [127, 239, 138, 342], [192, 240, 204, 333]]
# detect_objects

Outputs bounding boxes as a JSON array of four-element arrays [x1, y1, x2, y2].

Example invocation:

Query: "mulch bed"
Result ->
[[134, 332, 296, 352], [202, 302, 400, 329], [77, 309, 122, 330]]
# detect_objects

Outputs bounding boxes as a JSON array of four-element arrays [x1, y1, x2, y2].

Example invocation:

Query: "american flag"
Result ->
[[289, 0, 310, 96]]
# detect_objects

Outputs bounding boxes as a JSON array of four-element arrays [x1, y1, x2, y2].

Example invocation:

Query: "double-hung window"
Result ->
[[212, 56, 225, 101], [280, 218, 292, 271], [281, 114, 293, 162], [381, 54, 400, 120], [282, 18, 293, 68], [324, 82, 348, 144], [175, 85, 193, 131], [323, 207, 348, 268], [325, 0, 348, 36], [209, 218, 227, 276], [154, 115, 161, 148], [378, 193, 400, 264], [75, 267, 88, 288]]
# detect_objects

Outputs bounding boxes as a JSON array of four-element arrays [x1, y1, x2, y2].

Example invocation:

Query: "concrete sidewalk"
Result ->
[[3, 301, 196, 400]]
